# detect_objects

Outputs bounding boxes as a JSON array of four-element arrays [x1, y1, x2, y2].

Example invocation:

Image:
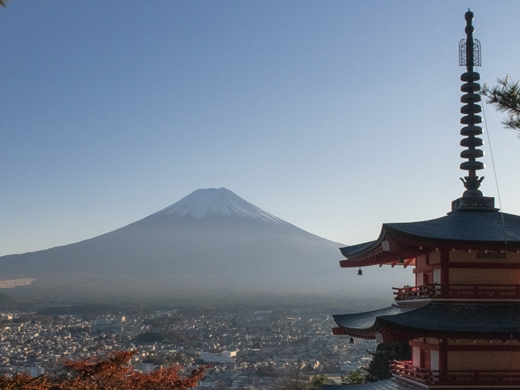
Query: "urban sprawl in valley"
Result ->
[[0, 309, 374, 389]]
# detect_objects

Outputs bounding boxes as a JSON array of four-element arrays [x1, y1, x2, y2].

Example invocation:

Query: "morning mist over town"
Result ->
[[1, 1, 520, 308]]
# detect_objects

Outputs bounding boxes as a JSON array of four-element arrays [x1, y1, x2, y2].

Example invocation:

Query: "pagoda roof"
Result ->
[[384, 210, 520, 243], [323, 378, 520, 390], [323, 378, 420, 390], [340, 210, 520, 266], [333, 302, 520, 341]]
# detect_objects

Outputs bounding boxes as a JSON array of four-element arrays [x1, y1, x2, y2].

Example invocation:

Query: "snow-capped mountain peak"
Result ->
[[156, 188, 286, 223]]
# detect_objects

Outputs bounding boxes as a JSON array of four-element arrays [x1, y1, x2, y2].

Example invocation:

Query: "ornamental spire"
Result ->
[[451, 10, 496, 212], [459, 10, 483, 196]]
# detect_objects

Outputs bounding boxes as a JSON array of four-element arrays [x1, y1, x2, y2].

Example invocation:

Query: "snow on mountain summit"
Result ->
[[156, 188, 286, 223]]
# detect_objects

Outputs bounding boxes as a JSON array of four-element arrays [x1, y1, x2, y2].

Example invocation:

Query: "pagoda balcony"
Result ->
[[391, 360, 520, 387], [393, 284, 520, 301]]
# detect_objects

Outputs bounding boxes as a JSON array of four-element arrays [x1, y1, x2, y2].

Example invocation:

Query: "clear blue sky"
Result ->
[[1, 1, 520, 257]]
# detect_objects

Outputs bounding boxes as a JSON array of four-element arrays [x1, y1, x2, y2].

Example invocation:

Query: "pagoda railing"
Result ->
[[391, 360, 520, 386], [393, 284, 520, 301]]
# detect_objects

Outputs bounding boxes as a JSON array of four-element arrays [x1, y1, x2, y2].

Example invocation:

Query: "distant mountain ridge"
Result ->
[[0, 188, 410, 305]]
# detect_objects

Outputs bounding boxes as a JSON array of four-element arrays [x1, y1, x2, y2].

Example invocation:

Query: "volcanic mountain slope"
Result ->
[[1, 188, 358, 300]]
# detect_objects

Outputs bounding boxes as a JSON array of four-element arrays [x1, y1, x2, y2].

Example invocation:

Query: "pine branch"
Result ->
[[482, 75, 520, 132]]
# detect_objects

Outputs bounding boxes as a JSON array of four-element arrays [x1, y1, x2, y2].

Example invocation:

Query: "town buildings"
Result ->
[[0, 309, 372, 389]]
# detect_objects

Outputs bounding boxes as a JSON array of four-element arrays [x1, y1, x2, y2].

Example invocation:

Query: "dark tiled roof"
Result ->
[[323, 378, 421, 390], [340, 210, 520, 259], [323, 377, 520, 390], [385, 211, 520, 243], [340, 241, 377, 257], [334, 303, 520, 336], [333, 306, 415, 334]]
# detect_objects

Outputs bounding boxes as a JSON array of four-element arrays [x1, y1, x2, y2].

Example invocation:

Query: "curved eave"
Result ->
[[388, 210, 520, 243], [332, 326, 376, 339], [339, 229, 395, 268], [333, 303, 520, 341], [385, 224, 520, 249], [340, 211, 520, 268], [339, 227, 428, 268], [332, 305, 416, 339]]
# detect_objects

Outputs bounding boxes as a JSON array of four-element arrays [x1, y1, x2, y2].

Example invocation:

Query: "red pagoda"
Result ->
[[331, 11, 520, 390]]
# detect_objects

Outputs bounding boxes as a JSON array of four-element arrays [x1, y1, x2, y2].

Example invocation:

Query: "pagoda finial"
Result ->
[[459, 12, 484, 196], [451, 11, 496, 212]]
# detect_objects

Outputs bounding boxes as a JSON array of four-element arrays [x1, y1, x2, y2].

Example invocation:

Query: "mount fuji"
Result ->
[[155, 188, 285, 223], [0, 188, 390, 305]]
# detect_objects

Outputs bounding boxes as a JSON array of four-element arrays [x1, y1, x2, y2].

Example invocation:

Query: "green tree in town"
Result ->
[[341, 368, 366, 384], [309, 374, 331, 390], [364, 341, 410, 382], [483, 75, 520, 133], [257, 362, 277, 377]]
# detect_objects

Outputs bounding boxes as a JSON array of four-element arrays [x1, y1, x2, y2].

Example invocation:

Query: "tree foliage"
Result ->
[[341, 368, 366, 384], [274, 360, 309, 390], [0, 350, 206, 390], [482, 75, 520, 133], [136, 331, 164, 344], [256, 362, 277, 377], [309, 374, 332, 390], [364, 341, 410, 382]]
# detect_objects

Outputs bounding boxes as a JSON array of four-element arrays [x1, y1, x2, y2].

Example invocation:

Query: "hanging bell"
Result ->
[[357, 267, 363, 276]]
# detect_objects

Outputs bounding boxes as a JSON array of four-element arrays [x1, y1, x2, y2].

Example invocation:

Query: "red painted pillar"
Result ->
[[440, 249, 450, 297], [439, 338, 448, 384]]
